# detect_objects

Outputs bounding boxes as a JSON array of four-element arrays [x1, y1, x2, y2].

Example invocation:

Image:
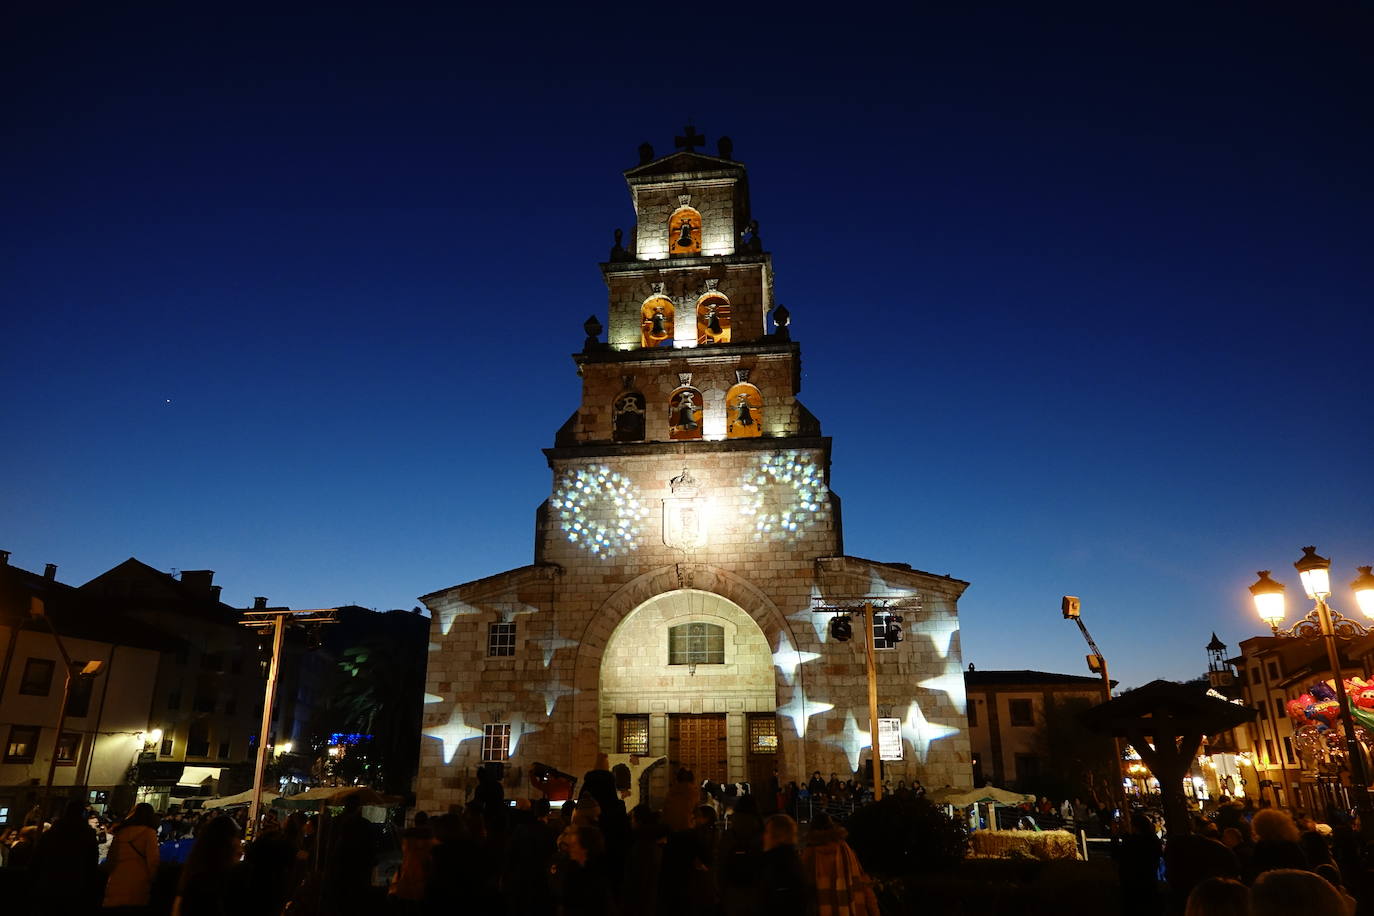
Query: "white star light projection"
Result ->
[[777, 684, 833, 738], [532, 628, 578, 668], [552, 464, 650, 558], [827, 712, 872, 772], [435, 600, 480, 636], [772, 632, 820, 685], [739, 451, 829, 541], [919, 664, 968, 708], [505, 712, 539, 755], [900, 700, 960, 763], [788, 589, 830, 644], [536, 682, 579, 717], [423, 708, 482, 764]]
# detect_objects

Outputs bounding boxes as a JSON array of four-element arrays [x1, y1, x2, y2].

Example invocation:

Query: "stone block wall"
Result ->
[[604, 261, 771, 350], [633, 180, 739, 260]]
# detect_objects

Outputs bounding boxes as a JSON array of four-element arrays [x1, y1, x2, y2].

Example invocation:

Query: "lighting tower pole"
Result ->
[[813, 596, 916, 802], [1061, 596, 1126, 819], [239, 604, 336, 839]]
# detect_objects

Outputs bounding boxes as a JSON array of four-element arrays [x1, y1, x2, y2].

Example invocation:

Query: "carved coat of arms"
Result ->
[[663, 467, 707, 549]]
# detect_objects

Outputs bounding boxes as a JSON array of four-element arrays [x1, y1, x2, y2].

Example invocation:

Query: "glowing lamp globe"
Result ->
[[1294, 546, 1332, 600], [1249, 570, 1287, 626], [1352, 566, 1374, 620]]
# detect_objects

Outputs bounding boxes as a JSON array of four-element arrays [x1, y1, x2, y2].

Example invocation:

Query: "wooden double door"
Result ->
[[668, 714, 728, 784]]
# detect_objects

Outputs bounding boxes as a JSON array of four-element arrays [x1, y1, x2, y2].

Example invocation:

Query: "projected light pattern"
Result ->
[[423, 708, 482, 765], [919, 663, 968, 708], [537, 682, 578, 717], [532, 627, 578, 668], [739, 452, 829, 541], [789, 589, 830, 644], [827, 713, 872, 772], [901, 700, 960, 763], [506, 712, 538, 756], [772, 632, 820, 685], [777, 684, 832, 738], [435, 600, 480, 636], [552, 464, 650, 558]]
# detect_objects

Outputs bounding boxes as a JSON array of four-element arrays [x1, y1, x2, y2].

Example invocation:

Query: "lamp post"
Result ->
[[1249, 547, 1374, 838]]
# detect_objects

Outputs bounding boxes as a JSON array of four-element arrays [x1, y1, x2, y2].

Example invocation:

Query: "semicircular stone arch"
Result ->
[[568, 563, 802, 774]]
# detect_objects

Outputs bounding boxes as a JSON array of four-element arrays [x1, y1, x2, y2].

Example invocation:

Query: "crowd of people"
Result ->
[[0, 761, 881, 916], [1116, 798, 1363, 916]]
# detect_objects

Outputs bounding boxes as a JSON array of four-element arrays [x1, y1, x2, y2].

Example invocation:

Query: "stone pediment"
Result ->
[[625, 150, 744, 182]]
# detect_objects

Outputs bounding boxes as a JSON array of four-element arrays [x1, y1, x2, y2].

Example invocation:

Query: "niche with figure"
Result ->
[[725, 382, 763, 438], [696, 294, 732, 345], [640, 297, 675, 348], [668, 207, 702, 256], [668, 386, 704, 440], [612, 390, 646, 442]]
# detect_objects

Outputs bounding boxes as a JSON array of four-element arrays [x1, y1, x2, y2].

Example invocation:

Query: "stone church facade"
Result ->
[[416, 132, 972, 810]]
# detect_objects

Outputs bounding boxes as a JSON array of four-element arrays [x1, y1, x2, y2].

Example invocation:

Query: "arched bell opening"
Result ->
[[640, 296, 675, 348], [696, 293, 732, 345], [668, 206, 702, 256], [725, 382, 763, 438]]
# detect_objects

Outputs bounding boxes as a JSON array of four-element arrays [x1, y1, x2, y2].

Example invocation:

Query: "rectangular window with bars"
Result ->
[[748, 716, 778, 754], [487, 622, 517, 658], [617, 715, 649, 755], [482, 723, 511, 762], [668, 623, 725, 666]]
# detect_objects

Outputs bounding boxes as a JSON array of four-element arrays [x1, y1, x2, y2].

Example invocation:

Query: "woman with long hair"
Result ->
[[102, 802, 161, 913]]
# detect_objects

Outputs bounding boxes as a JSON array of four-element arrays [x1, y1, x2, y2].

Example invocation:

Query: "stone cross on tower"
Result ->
[[674, 125, 705, 152]]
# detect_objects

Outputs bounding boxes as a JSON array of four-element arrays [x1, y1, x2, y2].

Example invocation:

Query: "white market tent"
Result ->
[[203, 789, 280, 809]]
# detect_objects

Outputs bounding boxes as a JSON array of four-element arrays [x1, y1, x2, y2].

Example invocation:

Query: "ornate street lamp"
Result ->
[[1249, 547, 1374, 837]]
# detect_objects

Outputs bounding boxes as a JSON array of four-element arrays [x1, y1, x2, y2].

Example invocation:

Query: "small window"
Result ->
[[1283, 736, 1296, 765], [55, 732, 81, 765], [1264, 740, 1275, 766], [748, 716, 778, 755], [1255, 701, 1268, 721], [187, 723, 211, 759], [482, 724, 511, 762], [1274, 699, 1285, 722], [873, 614, 901, 650], [1251, 667, 1261, 684], [1014, 753, 1041, 786], [167, 689, 182, 711], [160, 737, 174, 757], [19, 658, 55, 696], [218, 740, 231, 759], [1267, 661, 1281, 680], [487, 622, 517, 658], [5, 725, 41, 763], [967, 700, 979, 728], [617, 715, 650, 756], [193, 693, 216, 714], [65, 663, 94, 717], [668, 623, 725, 666], [1009, 699, 1034, 727]]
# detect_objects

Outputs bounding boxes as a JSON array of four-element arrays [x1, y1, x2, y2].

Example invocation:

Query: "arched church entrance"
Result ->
[[599, 589, 777, 804]]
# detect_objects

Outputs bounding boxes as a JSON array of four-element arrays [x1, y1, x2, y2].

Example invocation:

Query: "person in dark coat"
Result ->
[[757, 814, 809, 916], [1166, 832, 1240, 914], [550, 824, 616, 916], [29, 801, 100, 916], [324, 795, 378, 916], [718, 795, 763, 916], [1114, 813, 1163, 916], [1248, 809, 1307, 882], [174, 815, 250, 916]]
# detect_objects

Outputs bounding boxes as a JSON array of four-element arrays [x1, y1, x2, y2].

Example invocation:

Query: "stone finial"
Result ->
[[772, 305, 790, 340], [583, 314, 603, 350], [638, 142, 654, 164], [717, 136, 733, 159]]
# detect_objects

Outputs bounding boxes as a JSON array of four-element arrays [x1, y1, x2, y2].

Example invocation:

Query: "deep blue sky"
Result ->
[[4, 4, 1371, 689]]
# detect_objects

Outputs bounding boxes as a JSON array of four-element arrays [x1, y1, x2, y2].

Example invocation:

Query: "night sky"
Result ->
[[5, 5, 1371, 689]]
